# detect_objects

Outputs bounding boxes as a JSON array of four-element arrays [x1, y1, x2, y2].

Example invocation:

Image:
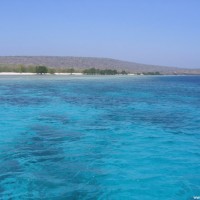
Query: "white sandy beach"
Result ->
[[0, 72, 36, 75]]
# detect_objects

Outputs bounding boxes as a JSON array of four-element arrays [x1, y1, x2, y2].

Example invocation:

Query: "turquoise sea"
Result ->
[[0, 75, 200, 200]]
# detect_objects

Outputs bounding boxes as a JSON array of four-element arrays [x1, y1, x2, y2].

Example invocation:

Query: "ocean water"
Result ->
[[0, 75, 200, 200]]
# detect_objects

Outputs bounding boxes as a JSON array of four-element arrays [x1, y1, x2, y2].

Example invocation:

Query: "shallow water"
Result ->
[[0, 75, 200, 200]]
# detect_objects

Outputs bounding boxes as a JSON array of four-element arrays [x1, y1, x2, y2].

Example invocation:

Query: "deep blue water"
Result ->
[[0, 75, 200, 200]]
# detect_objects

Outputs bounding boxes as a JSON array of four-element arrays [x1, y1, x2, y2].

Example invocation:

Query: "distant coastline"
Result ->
[[0, 72, 136, 76], [0, 56, 200, 75], [0, 65, 162, 76], [1, 71, 199, 76]]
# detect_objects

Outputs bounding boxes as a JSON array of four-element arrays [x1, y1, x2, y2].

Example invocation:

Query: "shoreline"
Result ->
[[0, 72, 84, 76], [0, 72, 199, 76], [0, 72, 133, 76]]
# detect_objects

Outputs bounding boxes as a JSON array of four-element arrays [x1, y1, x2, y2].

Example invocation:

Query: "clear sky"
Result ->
[[0, 0, 200, 68]]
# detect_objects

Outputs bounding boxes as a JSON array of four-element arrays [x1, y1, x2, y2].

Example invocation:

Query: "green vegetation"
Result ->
[[83, 68, 127, 75], [137, 72, 161, 75], [121, 70, 128, 75], [48, 68, 56, 74], [0, 65, 49, 74], [0, 65, 162, 75], [68, 68, 75, 74], [0, 64, 36, 73], [35, 66, 48, 74], [142, 72, 161, 75]]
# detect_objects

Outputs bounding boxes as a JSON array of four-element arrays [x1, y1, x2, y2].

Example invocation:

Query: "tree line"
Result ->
[[0, 65, 75, 74], [82, 68, 128, 75], [0, 65, 129, 75], [0, 65, 161, 75]]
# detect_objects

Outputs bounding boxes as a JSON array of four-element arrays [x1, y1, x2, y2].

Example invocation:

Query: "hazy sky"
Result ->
[[0, 0, 200, 68]]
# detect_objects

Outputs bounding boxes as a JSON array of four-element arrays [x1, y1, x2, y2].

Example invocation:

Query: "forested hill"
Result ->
[[0, 56, 199, 74]]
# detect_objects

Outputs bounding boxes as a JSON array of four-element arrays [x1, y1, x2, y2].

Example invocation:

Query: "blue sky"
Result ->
[[0, 0, 200, 68]]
